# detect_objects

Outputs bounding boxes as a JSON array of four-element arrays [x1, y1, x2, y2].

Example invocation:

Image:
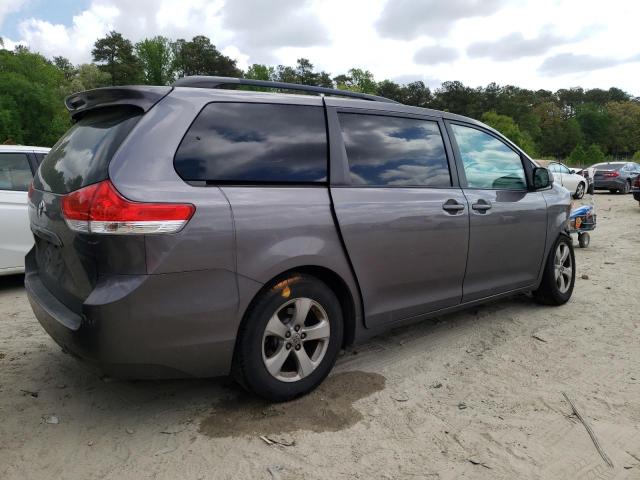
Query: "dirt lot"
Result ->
[[1, 193, 639, 480]]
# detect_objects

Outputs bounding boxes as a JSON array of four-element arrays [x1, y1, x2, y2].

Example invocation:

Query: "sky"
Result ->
[[1, 0, 639, 95]]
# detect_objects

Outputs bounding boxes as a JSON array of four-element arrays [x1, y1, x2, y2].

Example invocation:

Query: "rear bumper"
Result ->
[[25, 249, 240, 379], [594, 178, 624, 190]]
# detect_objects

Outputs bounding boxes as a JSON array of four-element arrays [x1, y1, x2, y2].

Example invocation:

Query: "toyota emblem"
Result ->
[[37, 200, 46, 218]]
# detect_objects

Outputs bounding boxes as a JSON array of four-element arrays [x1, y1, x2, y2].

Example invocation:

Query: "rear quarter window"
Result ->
[[173, 103, 327, 183], [34, 107, 141, 194]]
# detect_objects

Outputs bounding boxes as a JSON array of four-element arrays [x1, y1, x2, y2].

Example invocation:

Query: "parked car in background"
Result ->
[[26, 77, 573, 401], [0, 145, 48, 276], [592, 162, 640, 194], [632, 175, 640, 206], [572, 166, 595, 194], [539, 160, 588, 199]]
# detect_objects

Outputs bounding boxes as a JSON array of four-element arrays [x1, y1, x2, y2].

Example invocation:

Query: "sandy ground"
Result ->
[[1, 192, 639, 480]]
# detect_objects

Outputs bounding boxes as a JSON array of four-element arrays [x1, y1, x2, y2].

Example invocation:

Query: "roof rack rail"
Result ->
[[173, 76, 400, 104]]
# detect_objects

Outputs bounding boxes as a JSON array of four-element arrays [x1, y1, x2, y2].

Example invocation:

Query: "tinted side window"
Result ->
[[174, 103, 327, 183], [0, 153, 32, 191], [451, 124, 526, 190], [338, 113, 451, 187]]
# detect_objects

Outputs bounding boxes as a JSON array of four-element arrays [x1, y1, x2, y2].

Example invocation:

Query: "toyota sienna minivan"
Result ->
[[26, 77, 574, 401]]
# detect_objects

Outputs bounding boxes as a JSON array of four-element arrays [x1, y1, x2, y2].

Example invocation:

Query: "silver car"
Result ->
[[26, 77, 574, 400]]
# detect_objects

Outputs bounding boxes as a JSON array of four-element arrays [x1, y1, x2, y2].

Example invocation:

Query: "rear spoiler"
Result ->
[[65, 86, 173, 120]]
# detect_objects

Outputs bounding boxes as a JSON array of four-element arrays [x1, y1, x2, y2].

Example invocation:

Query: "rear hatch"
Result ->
[[30, 106, 146, 313]]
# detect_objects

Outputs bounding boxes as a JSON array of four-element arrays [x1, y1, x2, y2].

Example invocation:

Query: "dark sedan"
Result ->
[[593, 162, 640, 194]]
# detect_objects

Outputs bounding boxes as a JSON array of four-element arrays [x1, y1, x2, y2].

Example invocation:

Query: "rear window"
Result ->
[[173, 103, 327, 183], [34, 107, 141, 194], [0, 153, 32, 191], [593, 163, 624, 170]]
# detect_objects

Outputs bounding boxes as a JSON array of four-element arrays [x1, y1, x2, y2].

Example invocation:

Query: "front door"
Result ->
[[330, 111, 469, 328], [447, 122, 547, 302]]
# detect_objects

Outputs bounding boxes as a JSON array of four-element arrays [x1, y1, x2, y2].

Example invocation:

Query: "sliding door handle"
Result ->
[[442, 200, 466, 214]]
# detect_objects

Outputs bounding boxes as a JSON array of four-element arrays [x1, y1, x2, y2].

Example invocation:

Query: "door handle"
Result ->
[[471, 200, 492, 213], [442, 200, 465, 214]]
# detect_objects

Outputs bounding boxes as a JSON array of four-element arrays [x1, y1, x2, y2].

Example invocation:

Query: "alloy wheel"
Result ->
[[261, 297, 331, 382], [554, 243, 573, 294]]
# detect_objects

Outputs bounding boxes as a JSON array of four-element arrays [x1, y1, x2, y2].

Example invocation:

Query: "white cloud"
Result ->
[[0, 0, 27, 27], [2, 0, 640, 95]]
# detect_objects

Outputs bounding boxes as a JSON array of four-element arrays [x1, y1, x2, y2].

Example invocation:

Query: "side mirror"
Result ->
[[532, 167, 553, 189], [569, 168, 576, 174]]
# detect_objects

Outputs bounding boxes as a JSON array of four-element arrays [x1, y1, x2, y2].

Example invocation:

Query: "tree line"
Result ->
[[1, 31, 639, 164]]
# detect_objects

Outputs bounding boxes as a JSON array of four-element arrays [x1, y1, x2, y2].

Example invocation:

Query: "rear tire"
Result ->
[[233, 274, 343, 402], [533, 235, 575, 306]]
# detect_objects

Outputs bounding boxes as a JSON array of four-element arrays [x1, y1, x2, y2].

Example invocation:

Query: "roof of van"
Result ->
[[0, 145, 50, 153]]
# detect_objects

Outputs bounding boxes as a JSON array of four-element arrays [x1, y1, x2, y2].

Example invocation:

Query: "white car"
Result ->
[[546, 161, 588, 199], [0, 145, 49, 276]]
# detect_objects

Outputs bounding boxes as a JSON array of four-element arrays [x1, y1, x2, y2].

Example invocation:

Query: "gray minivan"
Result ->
[[26, 77, 574, 401]]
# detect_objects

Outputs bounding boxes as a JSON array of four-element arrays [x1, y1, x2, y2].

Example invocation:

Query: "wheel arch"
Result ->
[[236, 265, 358, 352]]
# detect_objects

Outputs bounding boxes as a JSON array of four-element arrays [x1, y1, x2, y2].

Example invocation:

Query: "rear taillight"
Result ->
[[61, 180, 195, 235], [28, 181, 35, 203], [603, 171, 620, 178]]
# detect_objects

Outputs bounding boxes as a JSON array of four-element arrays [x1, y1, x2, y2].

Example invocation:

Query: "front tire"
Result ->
[[622, 181, 631, 194], [233, 274, 343, 401], [573, 182, 585, 199], [533, 235, 575, 305]]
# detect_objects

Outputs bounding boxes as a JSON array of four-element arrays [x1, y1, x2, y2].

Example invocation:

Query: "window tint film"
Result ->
[[0, 153, 32, 191], [174, 103, 327, 183], [338, 113, 451, 187], [451, 124, 526, 190], [35, 107, 141, 194]]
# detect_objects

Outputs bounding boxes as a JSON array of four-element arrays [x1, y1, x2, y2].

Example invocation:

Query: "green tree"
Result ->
[[584, 144, 605, 165], [245, 64, 275, 81], [606, 101, 640, 156], [481, 111, 537, 156], [92, 31, 142, 85], [401, 81, 432, 108], [0, 48, 69, 145], [53, 56, 75, 81], [375, 79, 403, 103], [575, 104, 611, 149], [172, 36, 241, 78], [69, 64, 112, 92], [567, 144, 587, 165], [135, 36, 175, 85], [334, 68, 377, 94], [632, 151, 640, 160], [534, 102, 582, 158], [432, 81, 483, 118]]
